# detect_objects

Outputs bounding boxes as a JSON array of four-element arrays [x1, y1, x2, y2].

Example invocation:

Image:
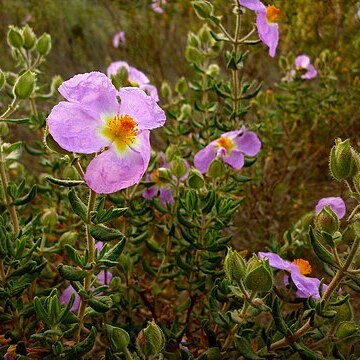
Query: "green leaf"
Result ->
[[88, 296, 112, 313], [65, 244, 85, 268], [90, 224, 124, 242], [57, 264, 87, 281], [63, 326, 97, 359], [309, 226, 336, 266], [47, 176, 84, 187], [68, 189, 87, 221], [0, 118, 30, 124], [34, 297, 50, 325], [11, 184, 37, 205], [234, 337, 263, 360], [103, 237, 126, 262]]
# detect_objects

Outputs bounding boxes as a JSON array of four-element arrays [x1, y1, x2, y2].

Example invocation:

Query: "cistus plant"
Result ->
[[0, 1, 359, 359]]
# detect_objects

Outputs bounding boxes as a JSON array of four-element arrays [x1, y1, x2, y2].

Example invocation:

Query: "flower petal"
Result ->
[[235, 131, 262, 156], [295, 55, 310, 69], [59, 285, 81, 312], [302, 64, 317, 79], [290, 269, 324, 300], [47, 101, 108, 154], [256, 11, 279, 57], [143, 186, 158, 200], [119, 87, 166, 130], [238, 0, 266, 12], [141, 84, 159, 102], [194, 142, 217, 174], [159, 187, 174, 204], [97, 270, 113, 285], [59, 72, 119, 116], [84, 131, 150, 194], [315, 197, 346, 219], [258, 252, 292, 271], [223, 149, 245, 170], [107, 61, 150, 85]]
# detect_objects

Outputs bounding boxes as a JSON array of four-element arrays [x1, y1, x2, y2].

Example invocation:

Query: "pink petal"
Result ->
[[295, 55, 310, 69], [143, 186, 158, 200], [159, 187, 174, 205], [47, 101, 108, 154], [315, 197, 346, 219], [194, 142, 217, 174], [84, 131, 150, 194], [59, 285, 81, 312], [256, 11, 279, 57], [302, 64, 317, 79], [107, 61, 150, 85], [223, 149, 245, 170], [141, 84, 159, 102], [235, 131, 262, 156], [258, 252, 292, 271], [238, 0, 266, 12], [59, 72, 119, 116], [119, 87, 166, 130]]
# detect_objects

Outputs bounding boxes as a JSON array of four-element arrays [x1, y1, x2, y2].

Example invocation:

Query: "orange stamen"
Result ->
[[292, 259, 312, 276], [266, 5, 281, 23], [216, 137, 235, 154]]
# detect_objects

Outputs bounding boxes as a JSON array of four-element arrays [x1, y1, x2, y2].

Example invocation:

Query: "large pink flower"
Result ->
[[107, 61, 159, 102], [194, 127, 261, 174], [239, 0, 280, 57], [48, 72, 166, 194]]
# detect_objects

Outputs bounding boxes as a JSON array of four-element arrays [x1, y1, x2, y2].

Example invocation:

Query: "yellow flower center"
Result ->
[[266, 5, 281, 23], [216, 137, 235, 154], [292, 259, 312, 276], [101, 114, 138, 152], [151, 169, 159, 183]]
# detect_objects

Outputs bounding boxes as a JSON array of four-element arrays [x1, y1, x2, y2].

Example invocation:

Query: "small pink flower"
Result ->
[[239, 0, 280, 57], [295, 55, 317, 79], [107, 61, 159, 102], [152, 0, 166, 13], [315, 197, 346, 219], [112, 31, 126, 48], [194, 127, 261, 174], [48, 72, 166, 194]]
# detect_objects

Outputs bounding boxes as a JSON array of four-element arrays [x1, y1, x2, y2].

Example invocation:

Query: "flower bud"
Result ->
[[180, 104, 192, 119], [208, 158, 225, 179], [50, 75, 63, 95], [7, 26, 24, 48], [22, 24, 36, 49], [160, 82, 171, 98], [206, 64, 220, 77], [175, 77, 188, 95], [224, 248, 246, 283], [185, 46, 203, 64], [5, 72, 17, 87], [119, 253, 133, 272], [158, 167, 172, 183], [136, 321, 165, 357], [187, 168, 205, 189], [334, 299, 354, 323], [13, 70, 36, 99], [353, 172, 360, 194], [170, 157, 187, 179], [342, 224, 357, 245], [315, 205, 339, 234], [335, 321, 359, 339], [199, 24, 213, 44], [0, 123, 9, 137], [36, 33, 52, 56], [244, 256, 273, 292], [59, 231, 78, 247], [192, 0, 214, 20], [41, 208, 58, 227], [0, 70, 5, 91], [187, 32, 201, 48], [106, 324, 130, 352], [165, 146, 178, 163], [329, 138, 357, 181]]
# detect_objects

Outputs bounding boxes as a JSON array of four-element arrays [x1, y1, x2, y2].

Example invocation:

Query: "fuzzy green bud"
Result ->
[[224, 248, 246, 283], [36, 33, 52, 56], [160, 81, 171, 98], [111, 66, 129, 90], [158, 167, 172, 183], [206, 63, 220, 77], [335, 321, 359, 339], [334, 299, 354, 323], [244, 256, 273, 292], [199, 24, 213, 44], [59, 231, 78, 247], [165, 145, 178, 163], [329, 138, 357, 181], [353, 172, 360, 194], [22, 24, 36, 49], [192, 0, 214, 20], [208, 158, 225, 179], [0, 123, 9, 137], [0, 70, 5, 91], [315, 205, 339, 234], [14, 70, 36, 99], [119, 253, 133, 272], [175, 77, 188, 95], [180, 104, 192, 119], [136, 321, 165, 357], [187, 32, 201, 48], [50, 75, 63, 94], [185, 46, 203, 64], [7, 26, 24, 48], [170, 157, 187, 179], [342, 224, 357, 245], [41, 208, 58, 227], [5, 72, 17, 87], [106, 324, 130, 353], [187, 168, 205, 189]]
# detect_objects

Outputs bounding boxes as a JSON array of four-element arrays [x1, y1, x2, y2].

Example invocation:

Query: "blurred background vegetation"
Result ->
[[1, 0, 359, 251]]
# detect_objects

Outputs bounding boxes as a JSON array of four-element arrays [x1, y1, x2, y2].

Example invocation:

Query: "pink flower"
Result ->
[[315, 197, 346, 219], [239, 0, 280, 57], [107, 61, 159, 102], [48, 72, 166, 194], [112, 31, 126, 48], [295, 55, 317, 79], [258, 252, 327, 300], [152, 0, 166, 13], [194, 127, 261, 174]]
